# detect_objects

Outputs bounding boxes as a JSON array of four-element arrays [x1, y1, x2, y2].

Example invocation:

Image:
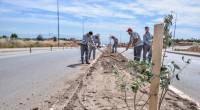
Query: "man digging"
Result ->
[[126, 28, 143, 61], [80, 31, 94, 64], [111, 36, 118, 53], [89, 33, 101, 59]]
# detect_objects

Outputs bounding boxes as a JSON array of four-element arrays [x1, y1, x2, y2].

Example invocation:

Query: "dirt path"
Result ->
[[50, 49, 199, 110]]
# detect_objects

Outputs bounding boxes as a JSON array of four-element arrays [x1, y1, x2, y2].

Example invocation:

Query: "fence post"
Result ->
[[51, 46, 52, 51], [149, 24, 164, 110]]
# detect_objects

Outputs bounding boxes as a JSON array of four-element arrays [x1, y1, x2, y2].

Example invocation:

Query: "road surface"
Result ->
[[0, 48, 100, 110], [118, 48, 200, 103]]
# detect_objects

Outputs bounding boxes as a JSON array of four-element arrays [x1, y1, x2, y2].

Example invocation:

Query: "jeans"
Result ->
[[134, 45, 143, 61], [89, 46, 96, 59], [143, 45, 152, 62], [81, 44, 89, 62], [112, 44, 117, 53]]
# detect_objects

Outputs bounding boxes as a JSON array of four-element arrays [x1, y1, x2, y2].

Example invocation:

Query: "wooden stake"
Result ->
[[149, 24, 164, 110]]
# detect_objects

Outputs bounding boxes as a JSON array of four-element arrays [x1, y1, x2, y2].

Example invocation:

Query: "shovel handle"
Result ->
[[120, 50, 126, 54]]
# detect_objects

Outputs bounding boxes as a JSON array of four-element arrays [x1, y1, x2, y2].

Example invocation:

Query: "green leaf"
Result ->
[[140, 76, 147, 82], [168, 80, 171, 85], [176, 74, 180, 80], [161, 67, 168, 72], [171, 61, 175, 64], [131, 83, 139, 93], [120, 84, 126, 90], [182, 56, 184, 61], [186, 59, 191, 64], [174, 64, 180, 70]]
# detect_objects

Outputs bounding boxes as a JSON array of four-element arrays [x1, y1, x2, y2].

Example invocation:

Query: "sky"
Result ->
[[0, 0, 200, 43]]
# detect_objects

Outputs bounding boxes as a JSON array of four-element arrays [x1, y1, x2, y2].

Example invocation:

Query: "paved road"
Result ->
[[118, 48, 200, 103], [0, 48, 99, 110]]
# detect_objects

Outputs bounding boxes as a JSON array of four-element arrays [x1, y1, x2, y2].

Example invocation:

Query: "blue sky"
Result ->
[[0, 0, 200, 43]]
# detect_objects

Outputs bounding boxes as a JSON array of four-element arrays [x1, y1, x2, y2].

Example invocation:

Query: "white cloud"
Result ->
[[0, 0, 199, 40], [151, 17, 164, 23], [0, 16, 81, 27]]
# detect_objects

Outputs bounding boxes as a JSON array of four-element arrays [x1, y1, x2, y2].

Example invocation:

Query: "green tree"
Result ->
[[53, 36, 57, 42], [36, 34, 44, 41], [10, 33, 18, 39]]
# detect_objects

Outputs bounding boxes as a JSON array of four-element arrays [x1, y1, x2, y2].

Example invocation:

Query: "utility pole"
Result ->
[[57, 0, 60, 47]]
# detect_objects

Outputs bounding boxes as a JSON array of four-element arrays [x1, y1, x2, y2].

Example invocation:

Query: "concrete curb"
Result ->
[[169, 85, 200, 110], [49, 49, 104, 110], [166, 51, 200, 57]]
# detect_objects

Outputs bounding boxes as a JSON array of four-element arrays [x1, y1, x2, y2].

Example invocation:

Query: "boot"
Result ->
[[81, 57, 84, 64], [86, 58, 90, 64]]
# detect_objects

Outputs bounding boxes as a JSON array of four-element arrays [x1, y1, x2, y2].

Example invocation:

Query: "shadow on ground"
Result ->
[[67, 63, 82, 68]]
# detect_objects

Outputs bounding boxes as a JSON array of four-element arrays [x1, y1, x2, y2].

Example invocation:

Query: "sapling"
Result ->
[[113, 14, 191, 110]]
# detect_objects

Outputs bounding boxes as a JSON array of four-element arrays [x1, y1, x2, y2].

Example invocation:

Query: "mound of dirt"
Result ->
[[51, 49, 199, 110], [187, 46, 200, 53], [175, 46, 200, 53]]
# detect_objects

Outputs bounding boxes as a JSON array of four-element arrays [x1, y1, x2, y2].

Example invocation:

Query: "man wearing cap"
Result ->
[[111, 36, 118, 53], [126, 28, 143, 61], [143, 26, 153, 62], [89, 33, 101, 59], [81, 31, 93, 64]]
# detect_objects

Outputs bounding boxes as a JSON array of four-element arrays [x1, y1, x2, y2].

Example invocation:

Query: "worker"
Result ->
[[89, 33, 101, 59], [81, 31, 93, 64], [111, 36, 118, 53], [143, 26, 153, 62], [126, 28, 143, 61]]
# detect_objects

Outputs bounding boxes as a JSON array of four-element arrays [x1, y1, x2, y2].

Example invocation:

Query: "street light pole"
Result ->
[[171, 11, 177, 50], [57, 0, 60, 47], [171, 11, 177, 39], [82, 16, 87, 35]]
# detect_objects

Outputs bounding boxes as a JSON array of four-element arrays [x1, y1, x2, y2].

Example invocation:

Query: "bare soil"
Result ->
[[49, 49, 199, 110], [0, 38, 80, 48], [187, 46, 200, 52], [175, 46, 200, 53]]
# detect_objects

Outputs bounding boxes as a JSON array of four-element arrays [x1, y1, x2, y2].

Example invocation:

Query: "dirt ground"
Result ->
[[175, 46, 200, 53], [187, 46, 200, 52], [48, 49, 199, 110], [0, 38, 80, 48]]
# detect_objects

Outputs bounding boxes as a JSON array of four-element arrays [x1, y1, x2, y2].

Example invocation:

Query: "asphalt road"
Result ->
[[0, 48, 99, 110], [118, 48, 200, 103]]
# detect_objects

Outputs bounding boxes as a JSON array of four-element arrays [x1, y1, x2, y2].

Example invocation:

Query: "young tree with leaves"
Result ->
[[113, 14, 191, 110]]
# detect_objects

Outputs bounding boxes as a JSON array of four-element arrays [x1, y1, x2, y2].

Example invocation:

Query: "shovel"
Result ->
[[120, 49, 127, 54]]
